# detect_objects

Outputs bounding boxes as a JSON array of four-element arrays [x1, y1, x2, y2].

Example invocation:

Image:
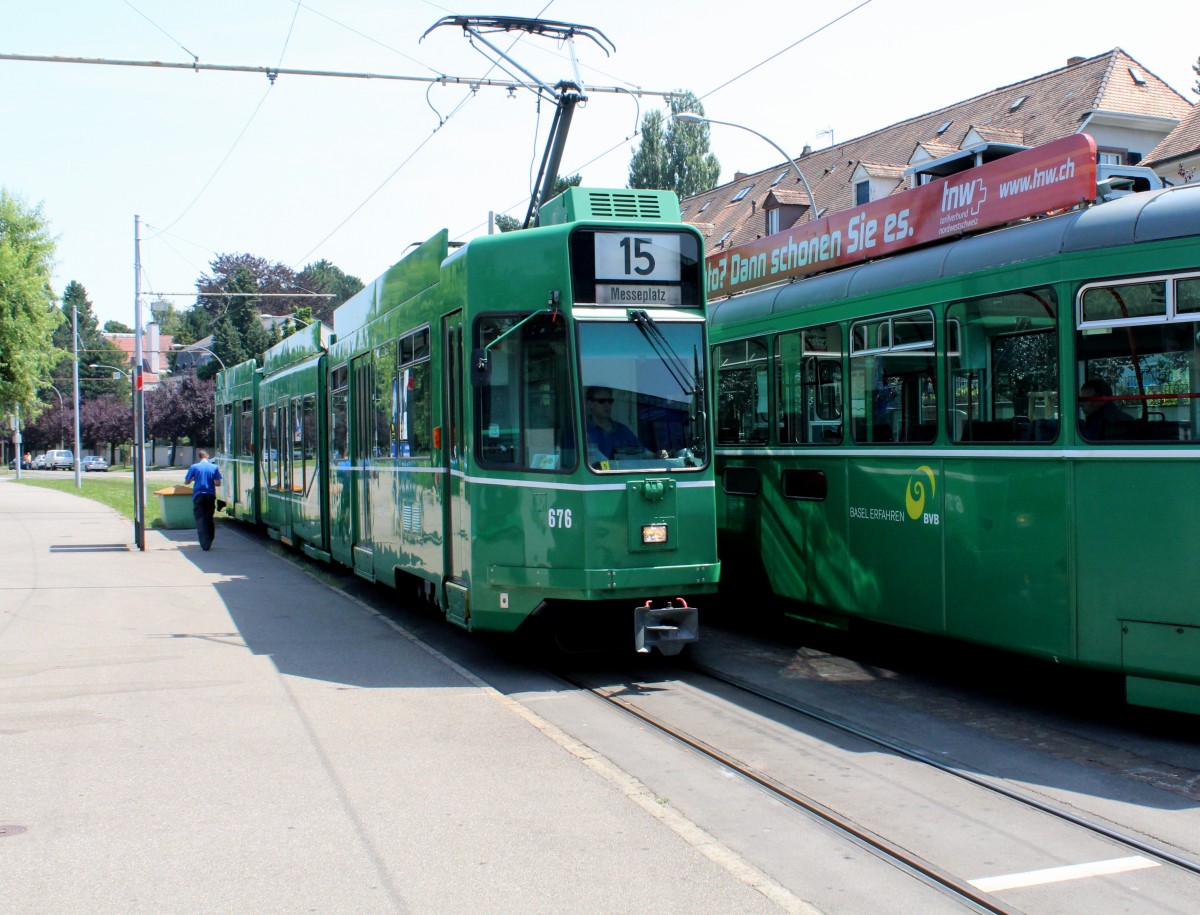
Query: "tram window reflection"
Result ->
[[1075, 272, 1200, 444], [947, 287, 1059, 444]]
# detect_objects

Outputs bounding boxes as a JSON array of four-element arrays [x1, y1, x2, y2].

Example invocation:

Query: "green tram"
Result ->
[[711, 182, 1200, 713], [215, 187, 719, 654]]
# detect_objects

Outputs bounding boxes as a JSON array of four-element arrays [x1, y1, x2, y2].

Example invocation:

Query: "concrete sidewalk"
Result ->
[[0, 479, 781, 913]]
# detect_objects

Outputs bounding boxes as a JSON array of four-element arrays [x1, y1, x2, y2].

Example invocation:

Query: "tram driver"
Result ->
[[584, 386, 667, 462]]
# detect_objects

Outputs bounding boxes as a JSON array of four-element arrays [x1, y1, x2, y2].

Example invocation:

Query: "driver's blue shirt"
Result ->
[[587, 421, 642, 459]]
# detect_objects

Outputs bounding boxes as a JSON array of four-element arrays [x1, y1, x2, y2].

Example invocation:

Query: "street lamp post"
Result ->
[[90, 363, 142, 536], [674, 112, 816, 222]]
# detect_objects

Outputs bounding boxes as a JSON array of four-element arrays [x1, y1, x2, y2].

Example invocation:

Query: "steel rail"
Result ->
[[557, 670, 1019, 915], [693, 662, 1200, 879]]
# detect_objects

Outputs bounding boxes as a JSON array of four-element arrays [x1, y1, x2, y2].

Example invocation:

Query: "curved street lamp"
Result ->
[[90, 363, 130, 379], [41, 382, 65, 449], [171, 343, 227, 372], [674, 112, 816, 222]]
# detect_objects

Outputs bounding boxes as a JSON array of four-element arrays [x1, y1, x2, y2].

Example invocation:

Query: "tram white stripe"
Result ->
[[716, 446, 1197, 459], [968, 855, 1158, 892]]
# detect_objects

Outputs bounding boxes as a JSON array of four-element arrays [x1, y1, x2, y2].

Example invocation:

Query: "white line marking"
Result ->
[[969, 855, 1159, 892]]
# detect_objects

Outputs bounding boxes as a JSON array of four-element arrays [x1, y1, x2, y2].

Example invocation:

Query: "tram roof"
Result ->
[[710, 183, 1200, 325]]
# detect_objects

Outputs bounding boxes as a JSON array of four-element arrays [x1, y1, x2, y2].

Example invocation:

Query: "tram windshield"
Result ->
[[577, 318, 708, 471]]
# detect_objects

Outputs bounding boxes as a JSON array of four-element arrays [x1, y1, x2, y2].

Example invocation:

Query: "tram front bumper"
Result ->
[[634, 599, 699, 656]]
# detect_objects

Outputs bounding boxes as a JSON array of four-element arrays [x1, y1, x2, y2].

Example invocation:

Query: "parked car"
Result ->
[[46, 449, 75, 470], [81, 455, 109, 472], [32, 453, 48, 469]]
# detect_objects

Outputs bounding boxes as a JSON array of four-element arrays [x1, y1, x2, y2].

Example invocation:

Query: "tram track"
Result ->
[[547, 657, 1200, 913], [689, 661, 1200, 880], [556, 666, 1018, 914]]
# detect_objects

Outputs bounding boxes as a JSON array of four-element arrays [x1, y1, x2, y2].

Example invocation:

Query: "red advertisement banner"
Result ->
[[704, 133, 1098, 298]]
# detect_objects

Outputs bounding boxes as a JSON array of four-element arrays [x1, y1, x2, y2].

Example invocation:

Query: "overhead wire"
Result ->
[[495, 0, 878, 221], [292, 1, 557, 267], [145, 1, 311, 241]]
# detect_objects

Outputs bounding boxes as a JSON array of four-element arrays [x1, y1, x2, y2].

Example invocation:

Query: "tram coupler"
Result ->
[[634, 598, 699, 656]]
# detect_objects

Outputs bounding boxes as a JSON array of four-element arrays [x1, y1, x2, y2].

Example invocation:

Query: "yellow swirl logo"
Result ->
[[905, 465, 936, 520]]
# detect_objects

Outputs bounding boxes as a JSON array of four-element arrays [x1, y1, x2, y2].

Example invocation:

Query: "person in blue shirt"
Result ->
[[585, 386, 655, 461], [184, 449, 223, 551]]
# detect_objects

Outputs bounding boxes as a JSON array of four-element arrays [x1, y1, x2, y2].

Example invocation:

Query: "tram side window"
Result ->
[[330, 366, 348, 465], [289, 398, 303, 493], [947, 287, 1059, 443], [301, 394, 317, 494], [396, 328, 431, 457], [239, 399, 253, 458], [1076, 274, 1200, 442], [776, 324, 843, 445], [373, 341, 398, 458], [716, 338, 769, 444], [850, 311, 937, 444], [262, 404, 278, 489], [221, 404, 233, 458], [475, 313, 573, 471]]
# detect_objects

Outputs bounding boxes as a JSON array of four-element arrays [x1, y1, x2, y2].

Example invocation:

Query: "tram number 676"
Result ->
[[548, 508, 573, 529]]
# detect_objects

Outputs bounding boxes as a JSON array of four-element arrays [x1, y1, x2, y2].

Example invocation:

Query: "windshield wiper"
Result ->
[[628, 309, 697, 398]]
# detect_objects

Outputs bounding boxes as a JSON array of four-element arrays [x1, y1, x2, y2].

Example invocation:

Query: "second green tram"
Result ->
[[711, 182, 1200, 713], [216, 188, 719, 654]]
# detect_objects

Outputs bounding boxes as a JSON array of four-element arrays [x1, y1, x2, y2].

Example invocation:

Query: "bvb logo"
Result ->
[[905, 465, 936, 520]]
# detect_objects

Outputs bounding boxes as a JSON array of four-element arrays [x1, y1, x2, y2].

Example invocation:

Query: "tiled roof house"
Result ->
[[1143, 101, 1200, 184], [683, 49, 1193, 251]]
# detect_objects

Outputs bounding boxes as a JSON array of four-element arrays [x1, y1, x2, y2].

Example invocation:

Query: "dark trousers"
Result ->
[[193, 494, 217, 550]]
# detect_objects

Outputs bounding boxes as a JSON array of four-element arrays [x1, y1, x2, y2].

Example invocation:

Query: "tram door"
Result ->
[[443, 312, 469, 625], [351, 354, 374, 578]]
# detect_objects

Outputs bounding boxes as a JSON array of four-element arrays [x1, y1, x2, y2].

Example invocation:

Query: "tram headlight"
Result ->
[[641, 523, 668, 544]]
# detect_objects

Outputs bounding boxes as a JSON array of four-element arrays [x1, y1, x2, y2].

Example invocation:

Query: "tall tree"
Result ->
[[0, 189, 62, 415], [1193, 53, 1200, 96], [295, 259, 364, 324], [197, 253, 302, 316], [52, 281, 126, 399], [627, 92, 720, 199]]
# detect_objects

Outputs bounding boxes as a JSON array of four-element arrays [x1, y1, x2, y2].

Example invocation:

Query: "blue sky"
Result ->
[[3, 0, 1196, 328]]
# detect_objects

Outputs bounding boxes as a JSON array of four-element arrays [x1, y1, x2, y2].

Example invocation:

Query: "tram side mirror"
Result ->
[[471, 348, 492, 387]]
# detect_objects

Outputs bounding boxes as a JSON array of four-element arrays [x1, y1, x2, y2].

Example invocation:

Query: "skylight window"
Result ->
[[1128, 67, 1146, 86], [731, 186, 752, 202], [698, 199, 712, 212], [1009, 96, 1027, 112], [936, 120, 952, 135], [771, 170, 789, 187], [719, 230, 733, 245]]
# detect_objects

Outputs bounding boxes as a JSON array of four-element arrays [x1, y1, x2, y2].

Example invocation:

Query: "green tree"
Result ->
[[0, 189, 63, 415], [295, 259, 364, 324], [103, 319, 134, 333], [52, 281, 126, 400], [1193, 54, 1200, 96], [627, 91, 721, 199]]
